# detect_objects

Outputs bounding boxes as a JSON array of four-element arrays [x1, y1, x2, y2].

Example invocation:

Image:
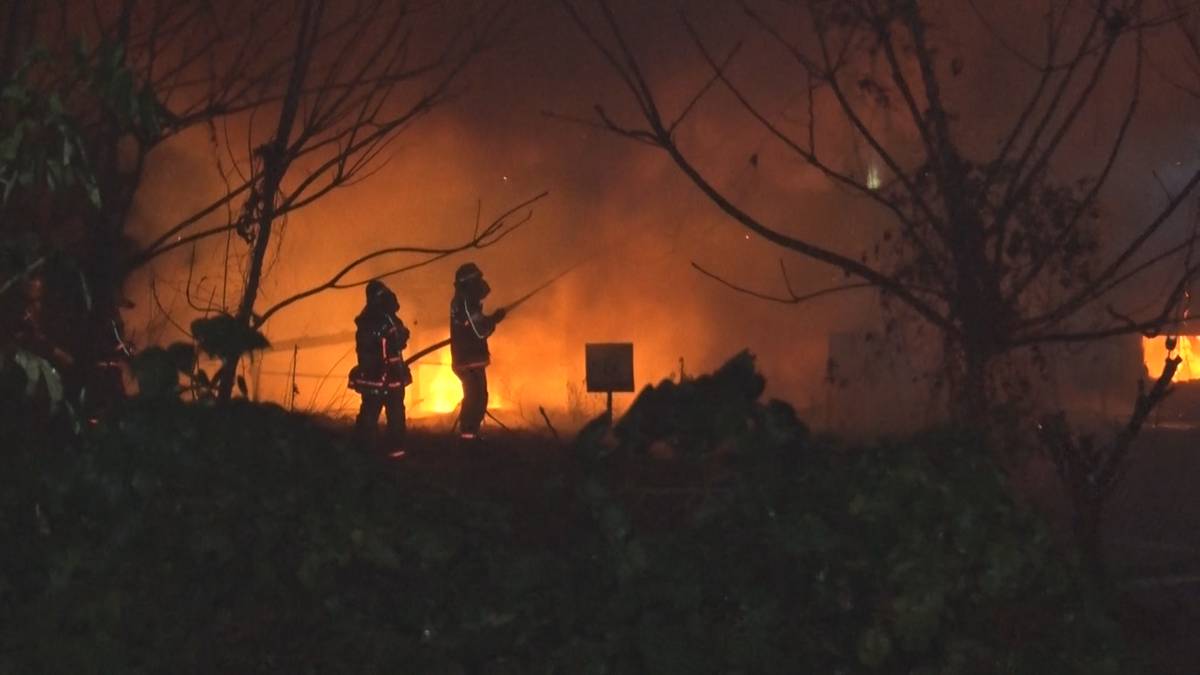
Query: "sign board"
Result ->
[[585, 343, 635, 393]]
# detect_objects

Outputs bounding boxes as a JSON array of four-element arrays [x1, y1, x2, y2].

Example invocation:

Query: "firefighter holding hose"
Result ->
[[449, 263, 506, 441]]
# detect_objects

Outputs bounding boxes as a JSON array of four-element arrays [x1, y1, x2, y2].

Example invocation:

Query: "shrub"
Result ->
[[0, 382, 1137, 673]]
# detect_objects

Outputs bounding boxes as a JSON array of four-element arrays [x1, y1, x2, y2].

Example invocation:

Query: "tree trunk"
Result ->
[[215, 0, 321, 400], [951, 331, 995, 430], [1072, 497, 1108, 584], [965, 341, 990, 426], [78, 1, 141, 401], [215, 165, 283, 400]]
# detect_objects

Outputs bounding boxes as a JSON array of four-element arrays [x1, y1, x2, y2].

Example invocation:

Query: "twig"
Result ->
[[256, 191, 549, 326], [1097, 353, 1182, 501], [484, 409, 513, 434], [539, 405, 561, 444], [692, 260, 913, 305], [1040, 352, 1182, 545], [0, 256, 50, 297]]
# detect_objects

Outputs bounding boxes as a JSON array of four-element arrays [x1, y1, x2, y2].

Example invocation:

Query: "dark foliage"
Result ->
[[613, 349, 807, 455], [0, 364, 1139, 673]]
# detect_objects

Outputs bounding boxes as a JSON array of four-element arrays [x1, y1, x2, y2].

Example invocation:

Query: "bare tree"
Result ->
[[4, 0, 518, 401], [0, 2, 177, 420], [0, 0, 317, 392], [1157, 0, 1200, 97], [198, 0, 515, 399], [560, 0, 1200, 423]]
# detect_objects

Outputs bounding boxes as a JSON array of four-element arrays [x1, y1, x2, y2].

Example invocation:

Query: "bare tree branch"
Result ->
[[562, 0, 1200, 422], [254, 191, 548, 326], [693, 260, 875, 305]]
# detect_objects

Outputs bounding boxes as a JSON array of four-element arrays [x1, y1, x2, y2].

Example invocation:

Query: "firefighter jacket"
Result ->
[[349, 309, 411, 393], [449, 293, 497, 369]]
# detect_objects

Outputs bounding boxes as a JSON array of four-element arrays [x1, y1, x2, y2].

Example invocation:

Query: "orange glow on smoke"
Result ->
[[1143, 335, 1200, 382]]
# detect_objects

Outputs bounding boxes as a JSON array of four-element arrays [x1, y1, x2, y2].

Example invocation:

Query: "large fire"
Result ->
[[1142, 335, 1200, 382], [247, 337, 514, 420], [408, 363, 507, 418], [418, 365, 463, 414]]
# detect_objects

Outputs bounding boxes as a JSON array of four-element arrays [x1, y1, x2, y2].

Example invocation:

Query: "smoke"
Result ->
[[115, 0, 1200, 434]]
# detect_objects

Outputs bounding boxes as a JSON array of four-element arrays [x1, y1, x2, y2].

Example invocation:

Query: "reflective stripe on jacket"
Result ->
[[449, 294, 494, 368], [351, 310, 411, 393]]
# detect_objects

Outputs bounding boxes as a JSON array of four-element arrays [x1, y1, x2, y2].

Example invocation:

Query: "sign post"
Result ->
[[584, 343, 635, 421]]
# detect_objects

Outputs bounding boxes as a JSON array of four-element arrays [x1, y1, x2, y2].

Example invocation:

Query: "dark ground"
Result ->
[[360, 414, 1200, 674], [1101, 425, 1200, 673]]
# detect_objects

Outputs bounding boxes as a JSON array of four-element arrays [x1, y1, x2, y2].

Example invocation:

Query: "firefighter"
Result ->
[[349, 279, 411, 453], [449, 262, 505, 440]]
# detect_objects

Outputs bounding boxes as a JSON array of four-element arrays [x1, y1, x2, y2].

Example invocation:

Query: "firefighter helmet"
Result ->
[[366, 279, 399, 313], [454, 262, 490, 300], [455, 262, 482, 286]]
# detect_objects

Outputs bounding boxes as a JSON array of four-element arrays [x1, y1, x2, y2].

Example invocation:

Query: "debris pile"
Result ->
[[610, 349, 808, 455]]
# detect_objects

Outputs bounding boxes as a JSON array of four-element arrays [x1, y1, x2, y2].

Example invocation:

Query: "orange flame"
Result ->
[[1143, 335, 1200, 382], [408, 363, 508, 418], [419, 365, 463, 415], [1142, 289, 1198, 382]]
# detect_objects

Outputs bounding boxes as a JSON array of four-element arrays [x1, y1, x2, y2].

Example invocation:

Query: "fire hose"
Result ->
[[402, 265, 576, 366]]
